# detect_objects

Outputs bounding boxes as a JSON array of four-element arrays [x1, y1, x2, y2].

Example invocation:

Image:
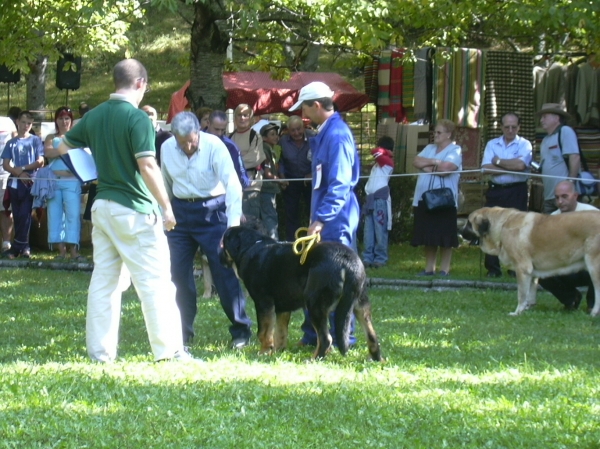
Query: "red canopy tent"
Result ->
[[166, 72, 369, 123]]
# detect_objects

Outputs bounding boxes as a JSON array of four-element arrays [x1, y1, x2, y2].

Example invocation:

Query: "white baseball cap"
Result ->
[[289, 82, 334, 111]]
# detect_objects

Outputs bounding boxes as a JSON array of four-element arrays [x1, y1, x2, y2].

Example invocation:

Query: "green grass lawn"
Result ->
[[1, 263, 599, 448]]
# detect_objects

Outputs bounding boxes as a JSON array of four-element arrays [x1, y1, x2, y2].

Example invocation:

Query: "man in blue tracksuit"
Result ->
[[289, 81, 360, 347]]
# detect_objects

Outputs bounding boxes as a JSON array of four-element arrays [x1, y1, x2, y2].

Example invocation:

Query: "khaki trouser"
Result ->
[[86, 199, 183, 362]]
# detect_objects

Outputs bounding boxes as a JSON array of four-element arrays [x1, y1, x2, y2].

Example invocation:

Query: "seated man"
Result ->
[[538, 180, 598, 311]]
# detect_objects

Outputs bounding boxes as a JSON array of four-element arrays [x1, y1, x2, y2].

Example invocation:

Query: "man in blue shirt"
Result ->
[[289, 81, 360, 346], [1, 111, 44, 258], [206, 110, 250, 189]]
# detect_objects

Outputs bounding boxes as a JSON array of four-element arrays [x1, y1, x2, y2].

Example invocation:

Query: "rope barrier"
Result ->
[[292, 227, 320, 265], [6, 167, 600, 185]]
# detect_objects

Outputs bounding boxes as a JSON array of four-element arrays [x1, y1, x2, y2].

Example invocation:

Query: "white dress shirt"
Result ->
[[481, 134, 532, 185], [161, 132, 243, 227]]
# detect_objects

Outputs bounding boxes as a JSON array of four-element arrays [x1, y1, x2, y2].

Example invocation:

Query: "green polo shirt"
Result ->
[[64, 94, 156, 214]]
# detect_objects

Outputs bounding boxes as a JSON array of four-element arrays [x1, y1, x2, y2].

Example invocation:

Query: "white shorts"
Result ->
[[0, 175, 10, 212]]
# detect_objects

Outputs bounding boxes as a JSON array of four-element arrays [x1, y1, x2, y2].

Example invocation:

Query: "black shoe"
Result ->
[[486, 271, 501, 278], [565, 291, 582, 311]]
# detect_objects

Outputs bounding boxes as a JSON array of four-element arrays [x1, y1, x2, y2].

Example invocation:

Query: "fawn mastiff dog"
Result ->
[[219, 226, 382, 360], [461, 207, 600, 316]]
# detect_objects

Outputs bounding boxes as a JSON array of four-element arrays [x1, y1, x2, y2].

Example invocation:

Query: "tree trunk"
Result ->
[[26, 55, 48, 113], [189, 1, 230, 112], [299, 43, 321, 72]]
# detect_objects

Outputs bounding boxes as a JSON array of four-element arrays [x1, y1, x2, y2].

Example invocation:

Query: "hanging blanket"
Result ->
[[377, 50, 392, 117], [484, 51, 535, 144], [433, 48, 484, 128], [413, 48, 432, 122]]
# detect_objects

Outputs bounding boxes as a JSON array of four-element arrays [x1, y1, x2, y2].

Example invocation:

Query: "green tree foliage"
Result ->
[[155, 0, 600, 110], [0, 0, 143, 109]]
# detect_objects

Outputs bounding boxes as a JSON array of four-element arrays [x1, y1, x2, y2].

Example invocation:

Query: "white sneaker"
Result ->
[[158, 346, 202, 363], [2, 241, 10, 252]]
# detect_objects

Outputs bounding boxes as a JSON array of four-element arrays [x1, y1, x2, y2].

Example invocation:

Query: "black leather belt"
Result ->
[[175, 196, 213, 203], [489, 181, 527, 189]]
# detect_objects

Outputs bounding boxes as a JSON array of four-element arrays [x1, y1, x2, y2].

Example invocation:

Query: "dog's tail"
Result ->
[[334, 279, 360, 356]]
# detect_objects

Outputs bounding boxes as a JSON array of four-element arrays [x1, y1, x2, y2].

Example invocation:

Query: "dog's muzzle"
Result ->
[[218, 246, 234, 268], [459, 221, 480, 246]]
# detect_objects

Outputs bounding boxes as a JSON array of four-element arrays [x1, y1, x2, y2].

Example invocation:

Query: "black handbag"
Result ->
[[421, 174, 455, 212]]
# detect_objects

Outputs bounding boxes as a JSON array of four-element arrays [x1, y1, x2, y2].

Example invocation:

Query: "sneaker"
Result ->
[[416, 270, 435, 276], [486, 271, 502, 278], [231, 337, 250, 349], [157, 346, 201, 362], [439, 271, 450, 276], [1, 242, 10, 252]]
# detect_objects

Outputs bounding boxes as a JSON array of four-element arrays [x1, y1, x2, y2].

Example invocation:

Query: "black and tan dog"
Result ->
[[461, 207, 600, 316], [220, 226, 382, 361]]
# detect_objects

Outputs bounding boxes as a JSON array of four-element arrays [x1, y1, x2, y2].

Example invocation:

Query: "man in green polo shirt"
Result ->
[[58, 59, 189, 362]]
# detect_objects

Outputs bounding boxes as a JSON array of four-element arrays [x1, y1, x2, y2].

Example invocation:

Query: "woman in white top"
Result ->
[[411, 119, 462, 276]]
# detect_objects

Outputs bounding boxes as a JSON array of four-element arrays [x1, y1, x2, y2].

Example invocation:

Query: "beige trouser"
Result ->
[[86, 199, 183, 362]]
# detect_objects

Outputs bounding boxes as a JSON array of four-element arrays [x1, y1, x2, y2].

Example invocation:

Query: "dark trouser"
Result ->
[[299, 230, 356, 347], [484, 182, 528, 275], [282, 181, 312, 242], [259, 191, 278, 240], [8, 181, 33, 255], [167, 196, 252, 344], [538, 271, 595, 310]]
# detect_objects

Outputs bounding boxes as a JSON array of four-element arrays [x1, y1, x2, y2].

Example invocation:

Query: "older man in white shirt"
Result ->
[[481, 112, 532, 277], [161, 112, 252, 349]]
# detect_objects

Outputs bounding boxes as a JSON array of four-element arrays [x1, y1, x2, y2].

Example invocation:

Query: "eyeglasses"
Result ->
[[503, 125, 518, 130], [136, 78, 151, 93]]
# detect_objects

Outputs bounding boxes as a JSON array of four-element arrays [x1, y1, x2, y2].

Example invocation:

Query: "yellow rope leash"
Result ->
[[292, 227, 321, 265]]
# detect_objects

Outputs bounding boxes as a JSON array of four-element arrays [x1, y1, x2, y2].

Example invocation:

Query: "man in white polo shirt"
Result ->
[[481, 112, 532, 277]]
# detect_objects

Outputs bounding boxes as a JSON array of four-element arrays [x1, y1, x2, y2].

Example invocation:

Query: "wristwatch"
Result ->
[[495, 158, 501, 166], [21, 166, 26, 173]]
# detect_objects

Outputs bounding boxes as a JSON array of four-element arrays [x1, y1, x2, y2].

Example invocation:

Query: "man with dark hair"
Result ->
[[480, 112, 532, 277], [289, 81, 360, 347], [537, 103, 580, 214], [206, 110, 250, 189], [278, 115, 314, 241], [57, 58, 189, 363], [1, 110, 44, 258], [141, 104, 172, 166], [162, 111, 252, 349]]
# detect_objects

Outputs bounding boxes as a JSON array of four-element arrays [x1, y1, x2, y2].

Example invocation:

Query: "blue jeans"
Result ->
[[362, 198, 389, 265], [167, 197, 252, 344], [8, 180, 33, 255], [47, 179, 81, 246], [260, 191, 278, 240]]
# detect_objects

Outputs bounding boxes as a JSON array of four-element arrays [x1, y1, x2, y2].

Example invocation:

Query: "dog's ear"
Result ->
[[478, 219, 491, 236]]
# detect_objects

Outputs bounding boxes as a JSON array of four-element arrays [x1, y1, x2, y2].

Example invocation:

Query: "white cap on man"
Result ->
[[289, 82, 334, 112]]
